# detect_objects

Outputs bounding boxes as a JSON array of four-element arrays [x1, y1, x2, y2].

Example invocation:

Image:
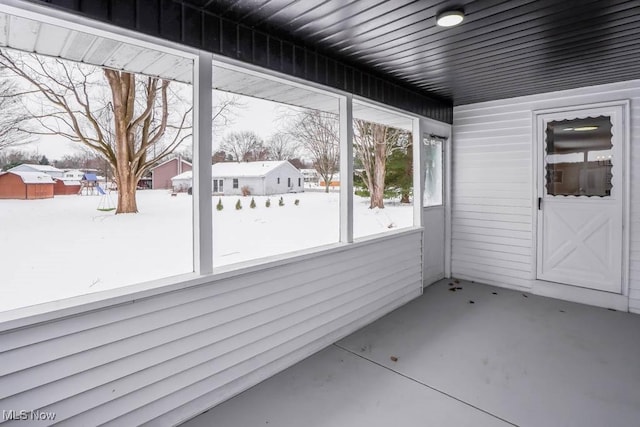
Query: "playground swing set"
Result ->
[[96, 185, 115, 212], [78, 173, 115, 211]]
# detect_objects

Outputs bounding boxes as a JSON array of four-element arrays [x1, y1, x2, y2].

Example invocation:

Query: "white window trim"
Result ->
[[193, 51, 214, 275], [0, 0, 441, 328]]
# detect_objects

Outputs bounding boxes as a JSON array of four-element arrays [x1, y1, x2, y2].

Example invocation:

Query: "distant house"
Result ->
[[9, 164, 64, 179], [151, 157, 192, 189], [300, 168, 319, 184], [171, 161, 304, 195], [62, 169, 85, 180], [213, 161, 304, 196], [53, 179, 81, 195], [0, 171, 55, 199]]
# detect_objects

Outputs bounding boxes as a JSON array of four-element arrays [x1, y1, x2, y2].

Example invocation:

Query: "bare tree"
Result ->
[[0, 149, 40, 170], [266, 132, 299, 160], [288, 110, 339, 193], [0, 77, 35, 151], [353, 119, 409, 208], [221, 130, 267, 162], [0, 50, 237, 214]]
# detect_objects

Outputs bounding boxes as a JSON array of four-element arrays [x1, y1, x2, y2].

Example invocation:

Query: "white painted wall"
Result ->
[[264, 165, 304, 195], [0, 230, 422, 426], [222, 176, 264, 196], [219, 167, 303, 196], [452, 80, 640, 313]]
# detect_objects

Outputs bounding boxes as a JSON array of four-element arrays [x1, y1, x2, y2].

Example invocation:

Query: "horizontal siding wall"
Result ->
[[451, 104, 534, 290], [452, 80, 640, 313], [0, 230, 422, 426]]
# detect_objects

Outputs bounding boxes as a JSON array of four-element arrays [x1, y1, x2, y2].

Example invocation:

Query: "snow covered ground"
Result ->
[[0, 190, 413, 312]]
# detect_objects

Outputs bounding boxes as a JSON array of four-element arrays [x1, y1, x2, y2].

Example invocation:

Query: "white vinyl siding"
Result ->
[[452, 80, 640, 313], [0, 230, 422, 426], [452, 106, 533, 290]]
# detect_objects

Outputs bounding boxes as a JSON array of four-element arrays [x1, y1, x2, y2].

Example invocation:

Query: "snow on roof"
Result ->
[[171, 161, 298, 181], [212, 161, 295, 178], [5, 171, 55, 184], [171, 171, 193, 181], [9, 164, 62, 173]]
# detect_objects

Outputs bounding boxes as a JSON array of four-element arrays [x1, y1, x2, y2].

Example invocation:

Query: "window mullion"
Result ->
[[193, 51, 213, 275], [339, 94, 354, 243]]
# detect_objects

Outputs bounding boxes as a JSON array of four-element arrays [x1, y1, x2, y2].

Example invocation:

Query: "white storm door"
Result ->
[[536, 105, 624, 293]]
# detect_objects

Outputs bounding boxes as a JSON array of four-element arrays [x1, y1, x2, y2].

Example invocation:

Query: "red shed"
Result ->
[[0, 171, 55, 200], [151, 157, 191, 189], [54, 179, 82, 195]]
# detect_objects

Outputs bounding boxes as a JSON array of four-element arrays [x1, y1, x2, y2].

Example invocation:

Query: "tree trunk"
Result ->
[[115, 168, 138, 214], [107, 70, 140, 214], [370, 126, 387, 209]]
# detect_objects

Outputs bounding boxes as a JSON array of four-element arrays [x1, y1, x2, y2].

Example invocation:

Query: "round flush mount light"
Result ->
[[436, 10, 465, 27], [563, 126, 599, 132]]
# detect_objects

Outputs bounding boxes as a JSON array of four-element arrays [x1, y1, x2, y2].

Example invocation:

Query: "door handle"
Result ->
[[538, 197, 542, 210]]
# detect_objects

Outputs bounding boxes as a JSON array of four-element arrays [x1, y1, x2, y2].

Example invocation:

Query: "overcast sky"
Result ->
[[24, 92, 294, 161]]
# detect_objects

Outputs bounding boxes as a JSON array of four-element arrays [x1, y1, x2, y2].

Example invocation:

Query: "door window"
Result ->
[[545, 116, 612, 197], [423, 136, 443, 207]]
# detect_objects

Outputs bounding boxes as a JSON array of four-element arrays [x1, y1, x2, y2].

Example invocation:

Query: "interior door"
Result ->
[[536, 106, 624, 293]]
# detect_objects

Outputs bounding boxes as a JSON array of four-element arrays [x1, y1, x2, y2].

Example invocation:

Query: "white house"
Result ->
[[300, 168, 319, 184], [62, 169, 85, 180], [171, 161, 304, 195], [8, 163, 64, 179], [213, 161, 303, 195]]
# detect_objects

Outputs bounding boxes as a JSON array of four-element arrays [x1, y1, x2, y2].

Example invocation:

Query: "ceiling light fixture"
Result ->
[[563, 126, 599, 132], [436, 10, 464, 27]]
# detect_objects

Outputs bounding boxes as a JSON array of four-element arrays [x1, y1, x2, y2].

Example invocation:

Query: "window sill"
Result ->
[[0, 227, 423, 332]]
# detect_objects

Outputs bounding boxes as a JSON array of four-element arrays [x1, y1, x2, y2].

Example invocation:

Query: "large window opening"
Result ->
[[209, 62, 340, 266], [0, 9, 435, 315], [352, 100, 415, 239], [0, 13, 195, 312]]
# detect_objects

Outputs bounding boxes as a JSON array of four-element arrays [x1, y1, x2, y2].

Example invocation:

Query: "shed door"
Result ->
[[536, 106, 624, 293]]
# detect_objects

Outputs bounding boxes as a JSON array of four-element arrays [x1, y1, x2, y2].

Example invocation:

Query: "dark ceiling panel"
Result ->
[[181, 0, 640, 106]]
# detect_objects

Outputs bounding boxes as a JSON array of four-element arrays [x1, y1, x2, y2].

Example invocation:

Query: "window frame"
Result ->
[[423, 136, 445, 208], [232, 178, 239, 189], [0, 0, 434, 326]]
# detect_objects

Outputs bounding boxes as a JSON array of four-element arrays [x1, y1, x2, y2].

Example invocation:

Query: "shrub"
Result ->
[[216, 198, 223, 211], [250, 197, 256, 209], [279, 196, 284, 207], [235, 199, 242, 210], [265, 198, 271, 208], [241, 185, 251, 196], [294, 199, 300, 206]]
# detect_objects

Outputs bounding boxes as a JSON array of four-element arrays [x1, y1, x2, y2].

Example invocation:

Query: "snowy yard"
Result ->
[[0, 190, 413, 311]]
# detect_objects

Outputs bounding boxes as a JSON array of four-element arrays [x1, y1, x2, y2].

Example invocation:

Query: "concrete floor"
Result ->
[[182, 279, 640, 427]]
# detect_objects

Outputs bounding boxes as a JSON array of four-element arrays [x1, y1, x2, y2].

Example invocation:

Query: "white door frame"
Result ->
[[419, 118, 452, 285], [531, 100, 631, 309]]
